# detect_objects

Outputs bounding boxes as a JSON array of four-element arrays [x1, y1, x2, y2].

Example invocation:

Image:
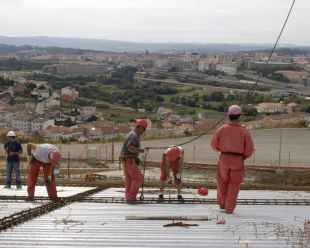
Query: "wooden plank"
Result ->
[[126, 216, 209, 221]]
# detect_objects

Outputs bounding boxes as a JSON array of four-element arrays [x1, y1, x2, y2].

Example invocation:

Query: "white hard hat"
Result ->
[[7, 131, 16, 137]]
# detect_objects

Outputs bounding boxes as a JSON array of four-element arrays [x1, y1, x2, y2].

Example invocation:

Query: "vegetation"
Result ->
[[0, 57, 48, 70]]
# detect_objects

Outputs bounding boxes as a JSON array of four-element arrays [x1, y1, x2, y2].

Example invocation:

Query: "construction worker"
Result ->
[[158, 146, 184, 201], [211, 105, 254, 214], [26, 143, 61, 201], [4, 131, 23, 189], [120, 119, 148, 204]]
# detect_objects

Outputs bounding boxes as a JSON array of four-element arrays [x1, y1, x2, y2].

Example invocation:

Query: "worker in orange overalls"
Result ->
[[211, 105, 254, 214], [120, 119, 148, 204], [158, 146, 184, 201], [26, 143, 61, 201]]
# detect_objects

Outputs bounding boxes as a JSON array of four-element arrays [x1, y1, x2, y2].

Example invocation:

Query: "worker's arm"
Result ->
[[26, 143, 37, 161], [178, 150, 184, 175], [4, 143, 10, 156], [49, 163, 55, 177], [27, 143, 37, 156], [165, 159, 170, 179], [18, 145, 23, 155], [45, 160, 56, 184], [243, 131, 255, 158], [127, 145, 144, 154]]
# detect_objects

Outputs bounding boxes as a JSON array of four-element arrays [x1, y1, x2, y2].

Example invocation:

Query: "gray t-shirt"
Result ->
[[120, 131, 140, 158], [33, 144, 56, 163]]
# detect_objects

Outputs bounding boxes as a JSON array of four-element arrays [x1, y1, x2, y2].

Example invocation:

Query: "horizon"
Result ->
[[1, 0, 309, 45]]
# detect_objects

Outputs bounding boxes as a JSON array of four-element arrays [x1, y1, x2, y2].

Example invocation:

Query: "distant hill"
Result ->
[[1, 36, 309, 53]]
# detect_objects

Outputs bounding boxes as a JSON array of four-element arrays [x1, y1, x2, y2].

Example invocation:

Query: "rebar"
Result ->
[[0, 186, 106, 232]]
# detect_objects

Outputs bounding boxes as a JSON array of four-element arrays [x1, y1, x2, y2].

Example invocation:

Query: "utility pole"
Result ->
[[278, 101, 284, 168], [278, 128, 282, 168]]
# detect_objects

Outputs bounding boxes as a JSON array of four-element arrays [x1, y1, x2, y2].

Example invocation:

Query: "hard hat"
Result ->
[[197, 187, 209, 196], [7, 131, 16, 137], [228, 105, 243, 115], [165, 146, 181, 161], [50, 149, 61, 165], [135, 119, 148, 130]]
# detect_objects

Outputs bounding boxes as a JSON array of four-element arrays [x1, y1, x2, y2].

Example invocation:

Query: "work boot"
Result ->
[[158, 194, 164, 202], [16, 185, 22, 190], [177, 194, 184, 202], [4, 185, 11, 189]]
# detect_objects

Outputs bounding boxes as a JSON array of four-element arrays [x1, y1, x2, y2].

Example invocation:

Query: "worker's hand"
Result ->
[[27, 155, 32, 162], [44, 177, 51, 185]]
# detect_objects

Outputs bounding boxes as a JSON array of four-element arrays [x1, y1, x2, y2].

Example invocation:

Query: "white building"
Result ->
[[11, 114, 33, 132], [82, 106, 96, 116], [215, 63, 238, 76], [31, 118, 55, 133], [256, 103, 292, 114]]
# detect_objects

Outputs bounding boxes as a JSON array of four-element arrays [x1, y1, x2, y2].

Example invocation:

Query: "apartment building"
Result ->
[[256, 103, 293, 114], [11, 114, 32, 132]]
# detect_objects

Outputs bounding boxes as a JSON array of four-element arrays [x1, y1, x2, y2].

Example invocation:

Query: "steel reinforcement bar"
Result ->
[[79, 197, 310, 205], [0, 196, 310, 205], [0, 186, 105, 232], [1, 195, 309, 206]]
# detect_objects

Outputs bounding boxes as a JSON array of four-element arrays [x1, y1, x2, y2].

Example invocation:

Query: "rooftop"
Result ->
[[0, 186, 309, 247]]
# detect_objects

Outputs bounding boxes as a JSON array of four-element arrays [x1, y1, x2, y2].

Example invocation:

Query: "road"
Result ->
[[53, 128, 310, 168]]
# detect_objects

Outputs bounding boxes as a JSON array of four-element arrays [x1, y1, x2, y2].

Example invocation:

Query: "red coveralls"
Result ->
[[27, 159, 57, 199], [211, 122, 254, 213], [160, 157, 182, 185], [123, 157, 143, 201]]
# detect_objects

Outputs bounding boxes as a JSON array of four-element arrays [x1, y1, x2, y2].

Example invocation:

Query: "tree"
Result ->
[[38, 85, 46, 90], [210, 92, 224, 101]]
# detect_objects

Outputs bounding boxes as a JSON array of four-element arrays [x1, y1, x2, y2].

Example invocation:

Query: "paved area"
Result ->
[[9, 128, 310, 168]]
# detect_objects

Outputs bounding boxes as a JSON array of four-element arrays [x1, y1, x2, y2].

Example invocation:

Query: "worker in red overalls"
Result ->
[[211, 105, 254, 214], [26, 143, 61, 201], [120, 119, 148, 204], [158, 146, 184, 201]]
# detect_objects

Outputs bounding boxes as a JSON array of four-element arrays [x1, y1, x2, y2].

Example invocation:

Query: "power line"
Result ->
[[247, 0, 296, 96]]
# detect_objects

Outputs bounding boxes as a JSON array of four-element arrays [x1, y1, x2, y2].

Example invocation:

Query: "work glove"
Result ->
[[44, 177, 51, 185], [27, 155, 32, 162], [175, 172, 182, 183]]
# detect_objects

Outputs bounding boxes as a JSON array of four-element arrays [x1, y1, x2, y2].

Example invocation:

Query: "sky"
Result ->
[[0, 0, 309, 45]]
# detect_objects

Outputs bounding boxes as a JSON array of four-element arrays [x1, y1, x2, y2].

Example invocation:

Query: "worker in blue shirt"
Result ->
[[4, 131, 23, 189]]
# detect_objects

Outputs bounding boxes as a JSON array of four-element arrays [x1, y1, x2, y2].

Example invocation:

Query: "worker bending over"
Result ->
[[26, 143, 61, 201], [158, 146, 184, 201]]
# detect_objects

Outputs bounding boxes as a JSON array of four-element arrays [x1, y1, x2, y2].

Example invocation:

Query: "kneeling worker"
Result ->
[[159, 146, 184, 201], [26, 143, 61, 201]]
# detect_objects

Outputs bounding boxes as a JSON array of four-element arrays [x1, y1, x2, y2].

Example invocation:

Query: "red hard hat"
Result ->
[[50, 149, 61, 165], [197, 187, 209, 196], [135, 119, 148, 129], [228, 105, 243, 115], [165, 146, 181, 161]]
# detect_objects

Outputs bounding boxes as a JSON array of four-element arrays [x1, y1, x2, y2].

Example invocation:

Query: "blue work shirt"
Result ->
[[4, 140, 22, 162]]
